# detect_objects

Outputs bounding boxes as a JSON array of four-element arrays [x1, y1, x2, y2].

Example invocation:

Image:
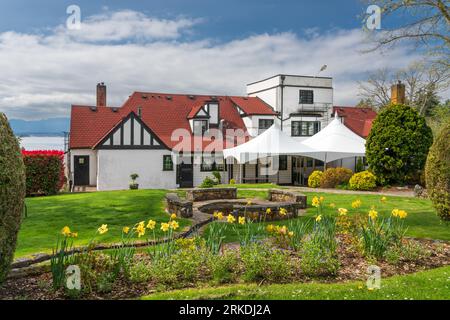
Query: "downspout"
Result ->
[[278, 75, 286, 185]]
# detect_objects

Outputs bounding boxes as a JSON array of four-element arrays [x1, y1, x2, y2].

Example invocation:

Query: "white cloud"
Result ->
[[0, 10, 428, 120]]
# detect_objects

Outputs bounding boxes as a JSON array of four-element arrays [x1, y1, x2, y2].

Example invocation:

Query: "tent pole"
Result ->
[[324, 153, 327, 171]]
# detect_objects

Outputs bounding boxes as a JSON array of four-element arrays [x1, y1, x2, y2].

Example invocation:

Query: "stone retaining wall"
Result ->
[[186, 187, 237, 202], [165, 193, 193, 218], [269, 189, 307, 209]]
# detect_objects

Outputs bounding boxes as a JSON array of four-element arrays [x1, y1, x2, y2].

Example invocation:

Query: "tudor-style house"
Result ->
[[68, 75, 375, 190]]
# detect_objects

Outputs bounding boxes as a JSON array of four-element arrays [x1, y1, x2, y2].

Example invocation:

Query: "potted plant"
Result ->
[[129, 173, 139, 190]]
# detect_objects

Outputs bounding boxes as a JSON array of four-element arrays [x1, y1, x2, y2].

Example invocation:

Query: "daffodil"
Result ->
[[278, 225, 287, 235], [279, 207, 287, 216], [368, 209, 378, 220], [266, 208, 272, 215], [170, 220, 179, 230], [160, 222, 170, 232], [266, 224, 274, 233], [391, 208, 399, 217], [319, 196, 325, 202], [288, 231, 294, 237], [315, 215, 322, 222], [312, 196, 320, 207], [238, 216, 246, 225], [135, 224, 146, 237], [213, 211, 219, 218], [170, 213, 177, 220], [61, 226, 71, 236], [398, 210, 407, 219], [338, 208, 348, 216], [123, 226, 130, 234], [70, 232, 78, 238], [351, 199, 362, 209], [380, 196, 387, 203], [329, 203, 336, 209], [246, 200, 252, 206], [97, 224, 108, 235], [227, 214, 236, 224], [146, 220, 156, 230]]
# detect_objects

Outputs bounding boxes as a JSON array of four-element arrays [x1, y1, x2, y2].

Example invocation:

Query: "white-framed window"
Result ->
[[193, 120, 209, 136]]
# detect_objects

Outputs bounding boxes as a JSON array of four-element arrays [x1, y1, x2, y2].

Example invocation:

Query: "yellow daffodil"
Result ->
[[170, 220, 179, 230], [279, 207, 287, 216], [319, 196, 325, 202], [351, 199, 362, 209], [135, 224, 145, 237], [266, 224, 274, 233], [381, 196, 387, 203], [368, 209, 378, 220], [238, 216, 246, 225], [288, 231, 294, 237], [123, 226, 130, 234], [217, 212, 224, 220], [170, 213, 177, 220], [97, 224, 108, 235], [213, 211, 219, 218], [312, 196, 320, 207], [398, 210, 407, 219], [246, 200, 252, 206], [70, 232, 78, 238], [61, 226, 71, 236], [338, 208, 348, 216], [266, 208, 272, 215], [227, 214, 236, 224], [146, 220, 156, 230], [391, 208, 399, 217], [160, 222, 170, 232], [329, 203, 336, 209], [278, 225, 287, 235], [315, 215, 322, 222]]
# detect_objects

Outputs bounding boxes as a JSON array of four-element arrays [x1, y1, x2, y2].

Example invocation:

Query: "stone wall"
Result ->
[[165, 193, 193, 218], [186, 187, 237, 202], [269, 189, 307, 209]]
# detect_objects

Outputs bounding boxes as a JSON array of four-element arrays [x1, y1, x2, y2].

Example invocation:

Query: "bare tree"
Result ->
[[358, 61, 450, 113], [363, 0, 450, 66]]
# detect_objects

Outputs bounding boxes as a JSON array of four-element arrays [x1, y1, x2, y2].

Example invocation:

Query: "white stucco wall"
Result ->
[[242, 115, 278, 137], [70, 149, 98, 186], [97, 149, 177, 190]]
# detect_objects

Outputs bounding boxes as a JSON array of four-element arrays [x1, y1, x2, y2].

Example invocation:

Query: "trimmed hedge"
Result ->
[[425, 122, 450, 221], [308, 171, 323, 188], [0, 113, 26, 283], [22, 150, 65, 196], [366, 104, 433, 185], [320, 167, 353, 188], [349, 171, 377, 191]]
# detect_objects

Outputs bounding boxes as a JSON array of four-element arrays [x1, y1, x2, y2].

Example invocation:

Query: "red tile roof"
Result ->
[[333, 106, 377, 138], [70, 93, 274, 150]]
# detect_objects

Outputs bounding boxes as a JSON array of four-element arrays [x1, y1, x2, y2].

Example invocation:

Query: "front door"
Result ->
[[74, 155, 90, 186], [178, 160, 193, 188]]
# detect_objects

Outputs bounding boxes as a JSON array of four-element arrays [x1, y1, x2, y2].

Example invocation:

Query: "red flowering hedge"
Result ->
[[22, 150, 65, 196]]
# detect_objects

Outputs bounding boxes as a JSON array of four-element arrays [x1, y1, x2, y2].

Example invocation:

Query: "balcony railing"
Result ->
[[294, 103, 332, 113]]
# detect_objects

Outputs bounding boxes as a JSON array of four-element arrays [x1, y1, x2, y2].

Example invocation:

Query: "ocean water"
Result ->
[[19, 136, 65, 151]]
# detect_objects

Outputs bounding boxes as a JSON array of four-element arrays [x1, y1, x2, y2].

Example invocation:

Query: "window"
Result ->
[[193, 120, 208, 136], [206, 103, 219, 125], [291, 121, 321, 137], [279, 155, 288, 171], [200, 155, 226, 171], [163, 155, 173, 171], [258, 119, 274, 134], [299, 90, 314, 104]]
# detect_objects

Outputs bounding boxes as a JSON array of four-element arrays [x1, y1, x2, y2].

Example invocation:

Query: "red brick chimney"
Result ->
[[96, 82, 106, 107]]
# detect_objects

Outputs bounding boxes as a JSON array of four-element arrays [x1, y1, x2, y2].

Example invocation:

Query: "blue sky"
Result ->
[[0, 1, 434, 121]]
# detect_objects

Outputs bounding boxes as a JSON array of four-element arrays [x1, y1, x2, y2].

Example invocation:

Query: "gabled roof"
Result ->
[[230, 96, 277, 116], [70, 93, 275, 151], [333, 106, 377, 138]]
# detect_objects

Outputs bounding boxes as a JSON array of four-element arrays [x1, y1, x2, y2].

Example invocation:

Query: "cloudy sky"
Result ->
[[0, 0, 434, 120]]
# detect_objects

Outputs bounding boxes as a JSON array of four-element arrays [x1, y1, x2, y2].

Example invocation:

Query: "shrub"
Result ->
[[22, 150, 64, 195], [349, 171, 377, 190], [212, 170, 221, 184], [229, 178, 236, 185], [355, 157, 364, 173], [0, 113, 26, 283], [308, 170, 323, 188], [366, 104, 433, 185], [320, 167, 353, 188], [128, 261, 152, 283], [425, 121, 450, 221], [200, 176, 215, 188], [300, 240, 340, 277]]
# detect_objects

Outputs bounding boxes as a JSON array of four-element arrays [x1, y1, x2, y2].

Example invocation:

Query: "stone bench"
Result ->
[[165, 193, 193, 218], [269, 189, 307, 209], [186, 187, 237, 202]]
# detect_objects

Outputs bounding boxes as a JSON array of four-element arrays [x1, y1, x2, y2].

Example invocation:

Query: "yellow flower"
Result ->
[[279, 208, 287, 216], [315, 215, 322, 222], [266, 224, 274, 233], [266, 208, 272, 215], [135, 224, 145, 237], [369, 209, 378, 220], [170, 213, 177, 220], [278, 225, 287, 235], [351, 199, 362, 209], [146, 220, 156, 230], [380, 196, 387, 203], [329, 203, 336, 209], [227, 214, 236, 224], [70, 232, 78, 238], [61, 226, 71, 236], [338, 208, 348, 216], [216, 212, 224, 220], [398, 210, 407, 219], [312, 196, 320, 207], [238, 216, 246, 225], [288, 231, 294, 237], [160, 222, 170, 232], [97, 224, 108, 235], [319, 196, 324, 202], [391, 208, 399, 217], [123, 226, 130, 234], [246, 200, 252, 206], [213, 211, 219, 218], [170, 220, 179, 230]]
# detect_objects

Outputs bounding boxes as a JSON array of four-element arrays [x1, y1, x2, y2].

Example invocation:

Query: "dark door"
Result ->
[[178, 160, 193, 188], [74, 155, 90, 186]]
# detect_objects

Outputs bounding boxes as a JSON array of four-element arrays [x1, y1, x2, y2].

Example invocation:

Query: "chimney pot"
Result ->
[[97, 82, 107, 107], [391, 81, 405, 105]]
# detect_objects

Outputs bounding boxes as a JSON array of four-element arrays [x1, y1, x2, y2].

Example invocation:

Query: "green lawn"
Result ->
[[17, 190, 191, 258], [213, 189, 450, 242], [142, 266, 450, 300]]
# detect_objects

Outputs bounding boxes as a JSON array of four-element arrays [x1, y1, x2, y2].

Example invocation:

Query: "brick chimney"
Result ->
[[96, 82, 107, 107], [391, 80, 405, 105]]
